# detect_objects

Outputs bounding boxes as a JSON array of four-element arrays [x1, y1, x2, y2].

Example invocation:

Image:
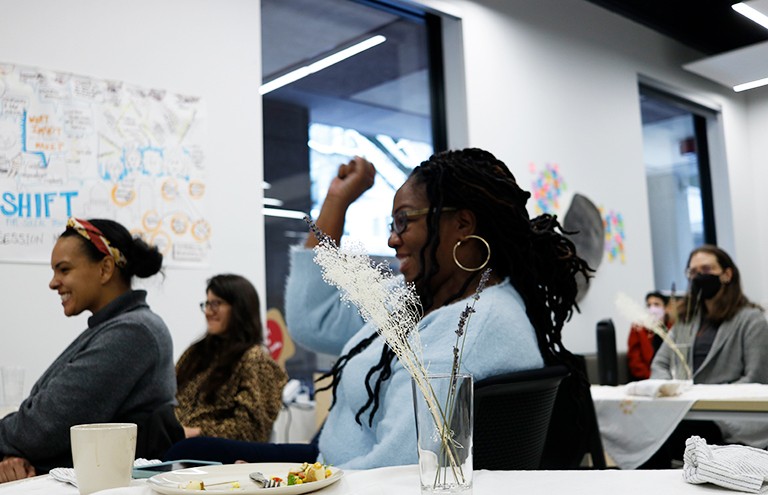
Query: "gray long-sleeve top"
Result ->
[[651, 306, 768, 384], [0, 290, 176, 472], [651, 305, 768, 447]]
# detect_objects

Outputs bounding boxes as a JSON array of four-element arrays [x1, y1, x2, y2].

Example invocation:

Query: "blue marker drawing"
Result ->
[[21, 110, 51, 168]]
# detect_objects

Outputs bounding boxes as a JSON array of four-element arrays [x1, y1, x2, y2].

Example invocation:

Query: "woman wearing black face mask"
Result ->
[[642, 245, 768, 468], [652, 245, 767, 382]]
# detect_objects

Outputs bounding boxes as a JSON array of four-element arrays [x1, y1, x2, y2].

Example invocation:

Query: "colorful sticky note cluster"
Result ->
[[601, 208, 626, 263], [529, 162, 566, 215]]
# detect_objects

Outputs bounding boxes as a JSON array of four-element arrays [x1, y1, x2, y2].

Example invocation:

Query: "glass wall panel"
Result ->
[[262, 0, 443, 386], [640, 86, 716, 295]]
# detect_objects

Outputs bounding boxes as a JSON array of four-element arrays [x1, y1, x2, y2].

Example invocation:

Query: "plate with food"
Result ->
[[147, 462, 344, 495]]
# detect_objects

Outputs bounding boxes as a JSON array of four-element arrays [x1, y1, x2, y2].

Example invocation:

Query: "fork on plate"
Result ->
[[249, 471, 281, 488]]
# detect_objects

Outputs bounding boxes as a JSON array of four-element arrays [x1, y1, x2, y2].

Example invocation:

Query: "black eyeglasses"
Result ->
[[685, 264, 722, 279], [389, 207, 457, 235], [199, 300, 224, 313]]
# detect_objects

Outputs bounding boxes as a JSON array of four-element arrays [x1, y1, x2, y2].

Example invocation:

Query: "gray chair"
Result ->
[[473, 365, 569, 470]]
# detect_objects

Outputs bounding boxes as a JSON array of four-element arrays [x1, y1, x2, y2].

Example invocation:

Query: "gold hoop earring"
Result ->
[[453, 235, 491, 272]]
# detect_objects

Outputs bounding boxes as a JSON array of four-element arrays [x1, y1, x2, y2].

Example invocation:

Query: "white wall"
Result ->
[[4, 0, 768, 389], [441, 0, 763, 353], [744, 84, 768, 307], [0, 0, 264, 393]]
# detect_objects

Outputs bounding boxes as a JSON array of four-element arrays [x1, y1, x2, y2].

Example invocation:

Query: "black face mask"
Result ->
[[691, 273, 722, 301]]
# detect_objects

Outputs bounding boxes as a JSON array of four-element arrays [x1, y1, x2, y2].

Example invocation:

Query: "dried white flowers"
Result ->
[[306, 217, 491, 487]]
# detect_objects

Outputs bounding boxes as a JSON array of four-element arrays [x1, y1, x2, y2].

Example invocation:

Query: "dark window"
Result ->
[[261, 0, 447, 385], [639, 84, 717, 295]]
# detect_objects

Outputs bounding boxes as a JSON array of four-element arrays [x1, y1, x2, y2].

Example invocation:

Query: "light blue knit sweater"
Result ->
[[285, 247, 543, 469]]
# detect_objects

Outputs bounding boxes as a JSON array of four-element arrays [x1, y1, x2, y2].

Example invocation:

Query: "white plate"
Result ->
[[147, 462, 343, 495]]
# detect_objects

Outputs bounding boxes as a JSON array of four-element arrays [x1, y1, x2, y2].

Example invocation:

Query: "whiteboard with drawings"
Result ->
[[0, 62, 210, 265]]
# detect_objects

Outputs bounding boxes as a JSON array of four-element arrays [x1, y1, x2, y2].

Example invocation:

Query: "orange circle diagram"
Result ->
[[191, 219, 211, 242], [150, 230, 172, 255], [170, 214, 189, 235], [111, 183, 136, 206], [161, 179, 179, 201], [142, 210, 162, 232], [188, 180, 205, 199]]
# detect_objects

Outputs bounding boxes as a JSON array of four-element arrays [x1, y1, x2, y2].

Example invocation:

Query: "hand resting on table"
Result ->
[[0, 455, 35, 483]]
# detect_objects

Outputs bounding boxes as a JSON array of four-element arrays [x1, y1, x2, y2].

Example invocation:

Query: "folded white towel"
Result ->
[[49, 467, 78, 486], [683, 436, 768, 493], [624, 379, 691, 398], [49, 459, 161, 487]]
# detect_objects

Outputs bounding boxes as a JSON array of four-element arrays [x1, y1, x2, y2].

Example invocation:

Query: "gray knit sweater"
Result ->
[[0, 290, 176, 472]]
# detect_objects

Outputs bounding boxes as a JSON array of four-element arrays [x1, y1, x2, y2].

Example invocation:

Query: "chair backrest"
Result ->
[[540, 355, 606, 469], [596, 318, 618, 386], [121, 403, 185, 460], [473, 365, 569, 470]]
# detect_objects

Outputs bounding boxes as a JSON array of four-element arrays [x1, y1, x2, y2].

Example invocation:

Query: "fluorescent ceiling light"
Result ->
[[263, 208, 308, 220], [260, 35, 386, 95], [733, 1, 768, 29], [734, 76, 768, 92], [263, 197, 284, 207]]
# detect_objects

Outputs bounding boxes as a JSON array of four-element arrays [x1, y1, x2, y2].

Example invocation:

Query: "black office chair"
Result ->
[[596, 318, 619, 386], [473, 365, 569, 470], [540, 355, 607, 469], [121, 403, 185, 460]]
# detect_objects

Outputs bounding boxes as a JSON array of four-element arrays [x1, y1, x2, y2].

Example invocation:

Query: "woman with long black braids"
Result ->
[[164, 148, 591, 468]]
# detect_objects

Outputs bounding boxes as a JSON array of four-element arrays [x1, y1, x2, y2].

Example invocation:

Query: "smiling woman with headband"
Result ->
[[0, 217, 181, 483]]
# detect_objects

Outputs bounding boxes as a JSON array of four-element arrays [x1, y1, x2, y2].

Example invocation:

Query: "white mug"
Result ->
[[70, 423, 137, 495]]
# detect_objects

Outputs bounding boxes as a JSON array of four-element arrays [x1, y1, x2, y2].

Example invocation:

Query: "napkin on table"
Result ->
[[683, 435, 768, 493], [49, 458, 161, 487], [624, 379, 691, 398]]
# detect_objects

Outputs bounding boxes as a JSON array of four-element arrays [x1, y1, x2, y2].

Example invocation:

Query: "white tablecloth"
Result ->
[[592, 384, 768, 470], [0, 465, 758, 495]]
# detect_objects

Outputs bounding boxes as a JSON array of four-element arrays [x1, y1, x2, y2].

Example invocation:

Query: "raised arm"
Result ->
[[305, 156, 375, 248], [287, 157, 375, 355]]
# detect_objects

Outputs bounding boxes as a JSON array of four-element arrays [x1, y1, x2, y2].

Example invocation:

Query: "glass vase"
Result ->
[[671, 343, 693, 381], [412, 373, 473, 495]]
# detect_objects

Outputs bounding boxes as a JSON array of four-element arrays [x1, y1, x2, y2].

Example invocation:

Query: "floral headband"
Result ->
[[66, 217, 127, 268]]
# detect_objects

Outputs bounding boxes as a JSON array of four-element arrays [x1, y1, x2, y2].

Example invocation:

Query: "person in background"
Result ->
[[0, 218, 177, 483], [164, 148, 592, 469], [175, 274, 287, 442], [644, 244, 768, 468], [627, 291, 669, 381]]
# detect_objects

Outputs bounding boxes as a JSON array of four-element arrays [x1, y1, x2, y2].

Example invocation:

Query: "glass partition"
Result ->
[[261, 0, 445, 386]]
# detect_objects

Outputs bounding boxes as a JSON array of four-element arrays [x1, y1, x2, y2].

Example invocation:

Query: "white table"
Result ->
[[0, 465, 755, 495], [592, 383, 768, 469]]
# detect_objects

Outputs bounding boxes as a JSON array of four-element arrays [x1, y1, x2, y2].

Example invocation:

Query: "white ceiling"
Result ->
[[683, 39, 768, 90], [586, 0, 768, 92], [682, 0, 768, 91]]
